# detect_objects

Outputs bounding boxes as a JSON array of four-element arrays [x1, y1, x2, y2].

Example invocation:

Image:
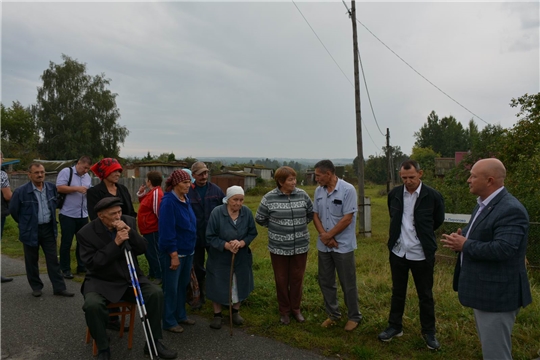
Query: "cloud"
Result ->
[[2, 2, 538, 161]]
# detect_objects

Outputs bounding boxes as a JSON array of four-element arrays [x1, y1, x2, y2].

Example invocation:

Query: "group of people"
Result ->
[[1, 154, 533, 360]]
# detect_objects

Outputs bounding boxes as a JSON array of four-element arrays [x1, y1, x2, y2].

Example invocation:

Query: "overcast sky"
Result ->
[[2, 1, 538, 161]]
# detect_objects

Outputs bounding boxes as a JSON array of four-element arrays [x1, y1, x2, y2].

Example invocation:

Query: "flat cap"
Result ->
[[94, 197, 123, 213]]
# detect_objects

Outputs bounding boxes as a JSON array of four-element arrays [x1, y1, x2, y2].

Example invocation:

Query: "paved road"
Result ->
[[1, 255, 328, 360]]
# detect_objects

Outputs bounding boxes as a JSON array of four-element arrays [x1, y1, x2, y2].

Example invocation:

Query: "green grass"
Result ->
[[2, 184, 539, 359]]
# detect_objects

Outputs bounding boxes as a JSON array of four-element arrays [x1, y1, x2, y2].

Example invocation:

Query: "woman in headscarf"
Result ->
[[255, 166, 313, 325], [158, 170, 197, 333], [205, 186, 258, 330], [87, 158, 136, 221]]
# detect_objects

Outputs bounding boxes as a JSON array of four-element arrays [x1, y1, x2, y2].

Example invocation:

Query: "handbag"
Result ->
[[56, 167, 73, 209], [186, 266, 200, 306]]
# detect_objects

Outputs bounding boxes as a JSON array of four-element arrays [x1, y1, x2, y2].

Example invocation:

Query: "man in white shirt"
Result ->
[[378, 160, 445, 350]]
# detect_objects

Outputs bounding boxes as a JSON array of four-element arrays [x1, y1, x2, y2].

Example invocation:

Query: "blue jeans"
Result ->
[[160, 252, 193, 329], [143, 232, 162, 279]]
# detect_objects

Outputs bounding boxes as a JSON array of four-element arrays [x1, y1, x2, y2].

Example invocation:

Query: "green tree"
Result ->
[[468, 124, 506, 161], [1, 101, 39, 165], [364, 155, 386, 184], [142, 151, 154, 161], [414, 111, 468, 157], [502, 93, 540, 221], [363, 146, 408, 185], [410, 146, 440, 179], [35, 54, 128, 159]]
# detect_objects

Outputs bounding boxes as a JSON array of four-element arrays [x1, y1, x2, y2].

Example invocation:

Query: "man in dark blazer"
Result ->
[[77, 197, 177, 360], [442, 158, 532, 360], [378, 160, 445, 350]]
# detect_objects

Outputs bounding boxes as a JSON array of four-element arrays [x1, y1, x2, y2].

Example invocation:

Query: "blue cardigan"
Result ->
[[9, 181, 58, 246], [158, 191, 197, 256]]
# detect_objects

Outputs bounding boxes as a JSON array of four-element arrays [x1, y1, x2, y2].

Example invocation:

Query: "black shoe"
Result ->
[[144, 340, 177, 359], [63, 271, 74, 279], [106, 319, 129, 332], [54, 290, 74, 297], [378, 327, 403, 342], [32, 289, 42, 297], [1, 276, 13, 283], [422, 333, 441, 350], [97, 348, 110, 360]]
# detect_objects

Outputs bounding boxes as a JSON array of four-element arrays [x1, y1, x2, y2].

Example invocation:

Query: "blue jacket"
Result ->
[[9, 181, 58, 246], [187, 182, 225, 247], [158, 191, 197, 256]]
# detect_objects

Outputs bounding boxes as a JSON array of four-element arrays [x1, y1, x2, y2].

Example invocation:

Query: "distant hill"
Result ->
[[197, 157, 354, 167]]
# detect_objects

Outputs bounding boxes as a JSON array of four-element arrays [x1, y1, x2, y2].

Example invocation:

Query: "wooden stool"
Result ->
[[85, 301, 136, 356]]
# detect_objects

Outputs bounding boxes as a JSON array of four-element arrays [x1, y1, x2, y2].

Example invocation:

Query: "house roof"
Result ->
[[213, 171, 257, 177]]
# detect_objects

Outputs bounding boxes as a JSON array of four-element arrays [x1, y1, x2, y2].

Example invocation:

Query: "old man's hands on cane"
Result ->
[[113, 220, 131, 247], [441, 228, 466, 251]]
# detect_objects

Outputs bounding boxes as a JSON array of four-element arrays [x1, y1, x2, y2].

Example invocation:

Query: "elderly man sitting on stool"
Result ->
[[77, 197, 177, 360]]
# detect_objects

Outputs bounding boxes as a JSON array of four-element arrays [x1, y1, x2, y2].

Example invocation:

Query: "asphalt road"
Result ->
[[1, 254, 328, 360]]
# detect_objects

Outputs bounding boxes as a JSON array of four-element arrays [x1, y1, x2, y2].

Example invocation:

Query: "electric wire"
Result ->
[[357, 48, 385, 136], [291, 0, 383, 151], [348, 3, 489, 125]]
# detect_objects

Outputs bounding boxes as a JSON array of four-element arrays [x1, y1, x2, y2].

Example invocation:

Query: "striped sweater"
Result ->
[[255, 187, 314, 255]]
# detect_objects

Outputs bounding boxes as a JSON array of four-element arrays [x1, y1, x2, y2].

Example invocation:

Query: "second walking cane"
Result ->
[[124, 241, 159, 359], [229, 252, 236, 336]]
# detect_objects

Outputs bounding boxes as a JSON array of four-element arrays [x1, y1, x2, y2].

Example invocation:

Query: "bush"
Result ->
[[245, 186, 274, 196]]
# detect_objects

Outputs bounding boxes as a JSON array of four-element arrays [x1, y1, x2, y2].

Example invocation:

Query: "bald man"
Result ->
[[441, 158, 532, 360]]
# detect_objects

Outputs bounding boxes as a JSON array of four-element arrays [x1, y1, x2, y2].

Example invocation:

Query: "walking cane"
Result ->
[[123, 241, 159, 359], [229, 252, 236, 336]]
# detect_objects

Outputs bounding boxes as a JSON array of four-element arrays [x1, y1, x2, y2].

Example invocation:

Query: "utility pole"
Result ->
[[350, 0, 367, 236], [386, 128, 392, 193]]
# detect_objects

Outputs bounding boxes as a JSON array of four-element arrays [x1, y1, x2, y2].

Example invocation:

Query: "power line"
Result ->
[[357, 48, 384, 137], [291, 0, 383, 151], [291, 0, 353, 88], [352, 12, 489, 125]]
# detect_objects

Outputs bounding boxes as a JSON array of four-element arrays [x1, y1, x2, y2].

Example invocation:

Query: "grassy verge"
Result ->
[[1, 184, 539, 359]]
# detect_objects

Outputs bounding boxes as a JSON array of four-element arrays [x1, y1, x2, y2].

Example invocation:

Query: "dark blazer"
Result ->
[[453, 188, 532, 312], [387, 183, 445, 261], [188, 182, 225, 248], [77, 215, 149, 303], [87, 181, 137, 221], [9, 181, 58, 246]]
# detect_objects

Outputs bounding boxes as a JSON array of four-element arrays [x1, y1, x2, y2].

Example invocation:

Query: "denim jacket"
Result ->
[[9, 181, 58, 246]]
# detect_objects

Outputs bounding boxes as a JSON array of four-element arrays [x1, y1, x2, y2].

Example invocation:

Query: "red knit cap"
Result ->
[[165, 169, 191, 192], [90, 158, 123, 180]]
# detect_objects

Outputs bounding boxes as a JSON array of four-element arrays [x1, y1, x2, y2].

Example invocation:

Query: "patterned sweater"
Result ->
[[255, 187, 314, 255]]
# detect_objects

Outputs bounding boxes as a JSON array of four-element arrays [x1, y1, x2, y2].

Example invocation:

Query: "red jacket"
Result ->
[[137, 187, 163, 235]]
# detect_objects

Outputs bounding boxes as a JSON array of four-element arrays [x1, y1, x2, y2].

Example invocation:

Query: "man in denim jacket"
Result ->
[[9, 162, 73, 297]]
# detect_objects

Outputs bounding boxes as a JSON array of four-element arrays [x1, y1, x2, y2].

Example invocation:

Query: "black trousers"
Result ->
[[83, 283, 164, 351], [193, 245, 207, 301], [388, 252, 436, 334], [59, 214, 88, 272], [23, 222, 66, 293]]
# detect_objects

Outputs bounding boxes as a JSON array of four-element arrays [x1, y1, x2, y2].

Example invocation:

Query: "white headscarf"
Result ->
[[223, 185, 244, 204]]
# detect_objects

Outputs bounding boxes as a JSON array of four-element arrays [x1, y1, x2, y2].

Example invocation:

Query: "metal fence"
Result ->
[[437, 219, 540, 269]]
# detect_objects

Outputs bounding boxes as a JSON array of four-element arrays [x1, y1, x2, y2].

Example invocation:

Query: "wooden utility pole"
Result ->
[[350, 0, 366, 236], [386, 128, 392, 193]]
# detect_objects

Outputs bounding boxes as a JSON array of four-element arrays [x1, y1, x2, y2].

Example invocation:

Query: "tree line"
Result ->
[[1, 54, 127, 164]]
